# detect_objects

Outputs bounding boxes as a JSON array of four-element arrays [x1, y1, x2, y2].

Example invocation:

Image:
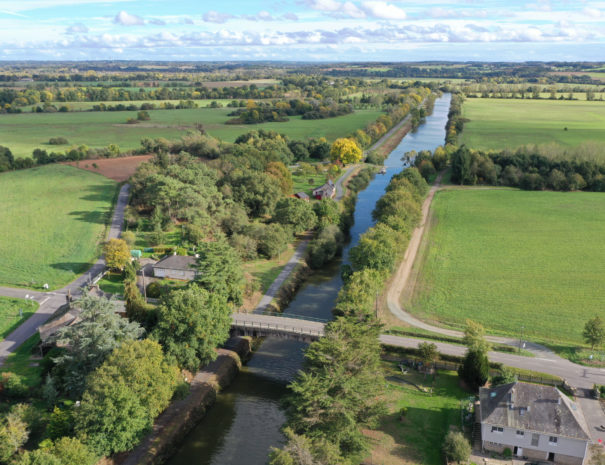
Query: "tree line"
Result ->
[[449, 145, 605, 191], [226, 100, 353, 124]]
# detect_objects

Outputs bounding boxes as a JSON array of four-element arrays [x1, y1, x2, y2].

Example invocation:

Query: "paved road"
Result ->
[[253, 239, 310, 314], [334, 164, 360, 201], [0, 183, 130, 365]]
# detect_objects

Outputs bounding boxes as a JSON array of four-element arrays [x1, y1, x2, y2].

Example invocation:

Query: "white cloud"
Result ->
[[582, 7, 602, 18], [361, 1, 406, 20], [202, 10, 235, 23], [114, 11, 144, 26], [305, 0, 342, 12], [66, 23, 89, 34], [283, 12, 299, 21]]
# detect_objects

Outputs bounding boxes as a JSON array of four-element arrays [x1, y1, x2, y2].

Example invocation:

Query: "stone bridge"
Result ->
[[231, 312, 326, 343]]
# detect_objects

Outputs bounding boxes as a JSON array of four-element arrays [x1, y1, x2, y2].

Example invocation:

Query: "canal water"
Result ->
[[167, 93, 451, 465]]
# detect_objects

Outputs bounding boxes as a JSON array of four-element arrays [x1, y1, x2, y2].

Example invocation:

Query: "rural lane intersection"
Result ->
[[0, 183, 130, 365]]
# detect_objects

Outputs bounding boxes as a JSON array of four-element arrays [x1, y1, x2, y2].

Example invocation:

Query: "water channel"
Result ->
[[167, 93, 452, 465]]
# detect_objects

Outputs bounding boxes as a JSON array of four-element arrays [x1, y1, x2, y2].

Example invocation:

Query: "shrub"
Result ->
[[503, 447, 512, 459], [146, 281, 162, 298], [2, 373, 28, 399], [443, 431, 471, 463]]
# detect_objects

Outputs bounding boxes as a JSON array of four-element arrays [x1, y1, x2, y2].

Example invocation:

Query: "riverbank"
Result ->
[[103, 337, 251, 465]]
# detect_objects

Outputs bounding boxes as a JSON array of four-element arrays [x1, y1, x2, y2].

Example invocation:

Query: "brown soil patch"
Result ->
[[63, 154, 154, 182]]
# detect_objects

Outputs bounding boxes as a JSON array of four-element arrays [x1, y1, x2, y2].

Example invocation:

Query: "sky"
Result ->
[[0, 0, 604, 61]]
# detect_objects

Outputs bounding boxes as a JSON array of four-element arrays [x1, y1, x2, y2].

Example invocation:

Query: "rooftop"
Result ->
[[153, 254, 198, 271], [480, 382, 591, 441]]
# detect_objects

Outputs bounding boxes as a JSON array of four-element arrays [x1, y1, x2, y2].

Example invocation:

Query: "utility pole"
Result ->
[[518, 325, 524, 354], [375, 291, 379, 319], [142, 267, 147, 302]]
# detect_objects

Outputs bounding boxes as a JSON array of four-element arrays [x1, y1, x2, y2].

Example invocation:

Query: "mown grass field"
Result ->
[[460, 98, 605, 150], [368, 367, 468, 465], [0, 297, 38, 341], [0, 164, 117, 289], [0, 107, 383, 158], [409, 189, 605, 345]]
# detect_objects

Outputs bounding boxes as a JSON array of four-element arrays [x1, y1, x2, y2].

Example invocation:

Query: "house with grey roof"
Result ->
[[479, 382, 591, 465], [312, 180, 335, 200], [152, 254, 198, 281]]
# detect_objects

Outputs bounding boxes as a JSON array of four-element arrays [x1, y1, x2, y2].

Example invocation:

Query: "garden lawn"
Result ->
[[0, 297, 38, 341], [0, 334, 44, 388], [98, 272, 125, 296], [409, 189, 605, 345], [0, 107, 383, 158], [460, 98, 605, 151], [0, 164, 118, 289], [368, 367, 468, 465]]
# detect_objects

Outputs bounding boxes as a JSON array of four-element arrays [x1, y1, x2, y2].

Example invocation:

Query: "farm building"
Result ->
[[152, 254, 199, 280], [294, 192, 310, 201], [312, 180, 336, 200], [479, 382, 591, 465]]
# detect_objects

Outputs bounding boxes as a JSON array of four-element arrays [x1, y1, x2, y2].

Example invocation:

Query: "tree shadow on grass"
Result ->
[[68, 209, 110, 224], [374, 404, 458, 465], [51, 262, 92, 275]]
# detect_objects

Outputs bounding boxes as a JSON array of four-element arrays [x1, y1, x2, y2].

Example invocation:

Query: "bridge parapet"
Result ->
[[231, 313, 325, 342]]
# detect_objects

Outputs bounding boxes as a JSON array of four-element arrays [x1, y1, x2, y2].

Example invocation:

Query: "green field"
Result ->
[[0, 164, 117, 289], [0, 297, 38, 341], [409, 189, 605, 345], [0, 107, 382, 158], [460, 98, 605, 150]]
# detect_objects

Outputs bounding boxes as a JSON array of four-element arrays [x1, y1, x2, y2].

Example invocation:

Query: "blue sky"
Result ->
[[0, 0, 603, 61]]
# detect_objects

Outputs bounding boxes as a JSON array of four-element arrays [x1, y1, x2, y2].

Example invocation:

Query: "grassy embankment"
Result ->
[[459, 98, 605, 151], [0, 164, 117, 289], [0, 107, 382, 158], [407, 189, 605, 347], [0, 298, 39, 342]]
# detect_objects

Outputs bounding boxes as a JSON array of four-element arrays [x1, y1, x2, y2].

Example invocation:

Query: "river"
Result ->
[[167, 93, 451, 465]]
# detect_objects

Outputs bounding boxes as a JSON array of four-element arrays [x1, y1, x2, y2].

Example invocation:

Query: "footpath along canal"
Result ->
[[167, 93, 452, 465]]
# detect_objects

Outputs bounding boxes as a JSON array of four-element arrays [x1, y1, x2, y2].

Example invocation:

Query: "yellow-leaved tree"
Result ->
[[104, 238, 130, 270], [330, 138, 362, 166]]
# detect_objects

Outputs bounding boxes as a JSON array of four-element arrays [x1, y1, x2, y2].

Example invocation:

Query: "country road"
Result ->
[[0, 183, 131, 365]]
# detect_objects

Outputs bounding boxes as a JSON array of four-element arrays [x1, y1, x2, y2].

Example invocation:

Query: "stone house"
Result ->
[[479, 382, 591, 465], [152, 254, 198, 281], [312, 180, 336, 200]]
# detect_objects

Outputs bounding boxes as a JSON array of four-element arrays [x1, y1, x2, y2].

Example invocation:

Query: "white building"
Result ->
[[479, 382, 591, 465]]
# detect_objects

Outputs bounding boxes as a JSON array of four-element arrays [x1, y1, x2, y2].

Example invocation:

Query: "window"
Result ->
[[549, 436, 558, 446], [516, 430, 525, 437], [491, 426, 504, 433], [531, 434, 540, 447]]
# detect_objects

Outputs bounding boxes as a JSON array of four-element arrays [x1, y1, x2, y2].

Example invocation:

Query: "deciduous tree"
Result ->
[[75, 339, 179, 456], [330, 138, 362, 165], [104, 238, 130, 270], [153, 284, 232, 371], [583, 316, 605, 350]]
